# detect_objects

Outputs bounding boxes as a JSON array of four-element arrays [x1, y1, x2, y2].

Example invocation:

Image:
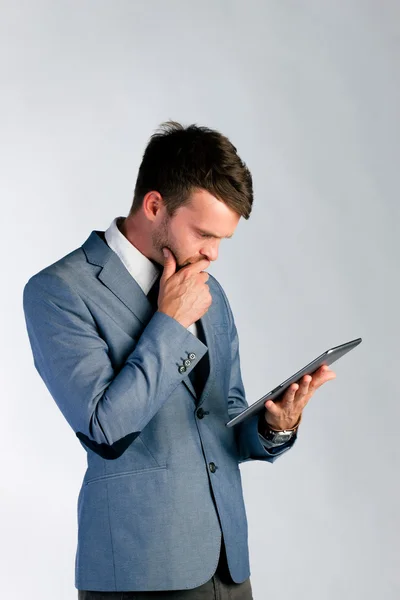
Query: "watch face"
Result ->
[[273, 432, 292, 444]]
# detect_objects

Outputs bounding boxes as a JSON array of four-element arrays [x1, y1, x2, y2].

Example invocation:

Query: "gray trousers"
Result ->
[[78, 540, 253, 600]]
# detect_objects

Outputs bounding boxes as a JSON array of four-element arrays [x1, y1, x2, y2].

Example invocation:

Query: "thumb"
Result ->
[[161, 247, 176, 281]]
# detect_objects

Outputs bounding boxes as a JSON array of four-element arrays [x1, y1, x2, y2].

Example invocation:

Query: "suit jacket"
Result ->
[[23, 230, 295, 592]]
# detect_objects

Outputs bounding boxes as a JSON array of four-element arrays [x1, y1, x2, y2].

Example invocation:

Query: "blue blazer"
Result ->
[[23, 230, 295, 592]]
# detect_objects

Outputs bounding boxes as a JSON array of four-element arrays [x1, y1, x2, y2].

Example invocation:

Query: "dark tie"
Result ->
[[146, 275, 161, 312], [188, 319, 209, 401]]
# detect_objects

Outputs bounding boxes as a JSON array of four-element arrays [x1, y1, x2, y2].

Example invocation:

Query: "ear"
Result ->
[[143, 191, 164, 221]]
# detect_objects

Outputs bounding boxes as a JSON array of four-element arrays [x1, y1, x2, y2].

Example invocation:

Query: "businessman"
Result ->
[[23, 121, 336, 599]]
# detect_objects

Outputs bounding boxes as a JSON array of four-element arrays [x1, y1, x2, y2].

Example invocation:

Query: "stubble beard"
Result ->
[[152, 214, 186, 271]]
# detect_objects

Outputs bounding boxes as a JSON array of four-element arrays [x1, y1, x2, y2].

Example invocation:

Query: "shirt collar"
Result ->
[[104, 217, 160, 295]]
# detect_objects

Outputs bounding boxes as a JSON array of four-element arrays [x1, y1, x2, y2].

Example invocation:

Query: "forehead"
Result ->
[[184, 189, 240, 227]]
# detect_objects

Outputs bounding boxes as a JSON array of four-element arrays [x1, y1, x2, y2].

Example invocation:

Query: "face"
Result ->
[[151, 189, 241, 270]]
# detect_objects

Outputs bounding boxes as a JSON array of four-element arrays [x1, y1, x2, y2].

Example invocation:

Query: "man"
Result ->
[[23, 121, 336, 599]]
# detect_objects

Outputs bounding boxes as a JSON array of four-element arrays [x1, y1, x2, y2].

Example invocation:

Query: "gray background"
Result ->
[[1, 1, 399, 598]]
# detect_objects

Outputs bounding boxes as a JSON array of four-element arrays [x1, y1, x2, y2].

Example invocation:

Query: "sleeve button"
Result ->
[[189, 353, 196, 360], [179, 365, 187, 373]]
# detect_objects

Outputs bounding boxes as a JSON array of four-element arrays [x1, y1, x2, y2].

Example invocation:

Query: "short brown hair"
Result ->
[[129, 121, 253, 219]]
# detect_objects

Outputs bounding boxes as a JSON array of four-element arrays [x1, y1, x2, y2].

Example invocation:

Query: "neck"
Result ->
[[119, 214, 161, 269]]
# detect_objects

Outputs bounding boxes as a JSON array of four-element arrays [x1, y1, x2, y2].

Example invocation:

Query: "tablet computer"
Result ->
[[225, 337, 362, 428]]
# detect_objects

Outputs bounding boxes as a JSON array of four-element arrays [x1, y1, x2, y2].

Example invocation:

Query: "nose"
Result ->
[[200, 240, 220, 263]]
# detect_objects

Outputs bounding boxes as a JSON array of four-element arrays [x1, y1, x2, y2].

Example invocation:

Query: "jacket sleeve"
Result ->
[[212, 278, 297, 464], [23, 271, 208, 459]]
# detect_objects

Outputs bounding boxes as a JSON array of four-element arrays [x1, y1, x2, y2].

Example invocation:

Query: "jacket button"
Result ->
[[209, 462, 217, 473], [189, 353, 196, 360], [178, 365, 186, 373], [184, 359, 191, 367], [197, 408, 205, 419]]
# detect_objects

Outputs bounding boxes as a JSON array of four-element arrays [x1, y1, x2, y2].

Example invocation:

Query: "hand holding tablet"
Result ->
[[225, 337, 362, 429], [260, 364, 337, 432]]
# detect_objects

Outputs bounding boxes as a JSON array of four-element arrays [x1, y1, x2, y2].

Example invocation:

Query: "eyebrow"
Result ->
[[197, 228, 234, 239]]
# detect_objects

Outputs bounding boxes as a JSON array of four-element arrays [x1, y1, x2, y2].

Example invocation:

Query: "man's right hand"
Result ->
[[158, 248, 212, 329]]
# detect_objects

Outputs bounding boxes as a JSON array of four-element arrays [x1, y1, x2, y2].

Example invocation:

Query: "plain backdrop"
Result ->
[[1, 1, 399, 598]]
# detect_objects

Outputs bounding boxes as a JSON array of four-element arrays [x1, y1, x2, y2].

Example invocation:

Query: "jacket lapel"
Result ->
[[83, 230, 154, 325]]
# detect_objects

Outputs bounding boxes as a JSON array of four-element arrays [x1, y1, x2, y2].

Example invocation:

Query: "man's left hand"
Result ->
[[263, 365, 337, 431]]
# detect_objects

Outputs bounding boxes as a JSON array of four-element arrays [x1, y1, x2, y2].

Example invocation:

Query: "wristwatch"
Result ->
[[263, 414, 302, 445], [263, 428, 296, 445]]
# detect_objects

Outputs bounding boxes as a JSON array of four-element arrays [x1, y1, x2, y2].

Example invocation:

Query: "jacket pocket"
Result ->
[[84, 435, 167, 485], [85, 464, 167, 486]]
